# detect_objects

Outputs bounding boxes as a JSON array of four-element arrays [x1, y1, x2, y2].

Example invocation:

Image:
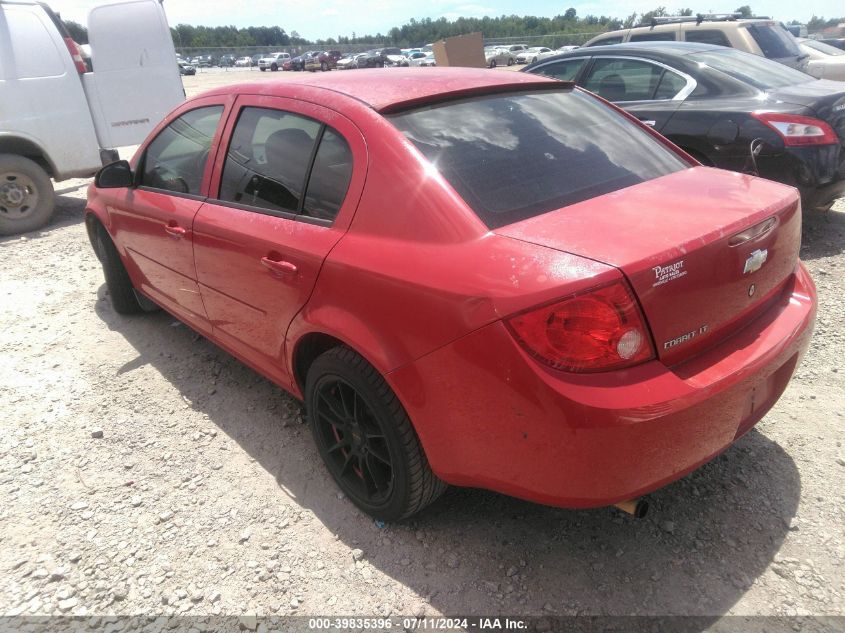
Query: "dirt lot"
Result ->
[[1, 67, 844, 624]]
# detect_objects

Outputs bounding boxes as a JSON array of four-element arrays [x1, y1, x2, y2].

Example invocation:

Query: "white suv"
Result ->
[[258, 53, 291, 71], [583, 15, 808, 70]]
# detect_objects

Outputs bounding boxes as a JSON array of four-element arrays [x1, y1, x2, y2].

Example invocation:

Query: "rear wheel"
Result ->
[[95, 227, 143, 314], [306, 346, 446, 521], [0, 154, 55, 236], [321, 61, 329, 71], [507, 57, 514, 66], [271, 63, 278, 71], [489, 59, 497, 69], [260, 67, 266, 71]]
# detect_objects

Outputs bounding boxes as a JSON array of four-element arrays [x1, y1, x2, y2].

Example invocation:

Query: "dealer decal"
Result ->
[[652, 259, 687, 287]]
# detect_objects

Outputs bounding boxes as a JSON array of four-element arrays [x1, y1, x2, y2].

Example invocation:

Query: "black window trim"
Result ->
[[134, 104, 226, 200], [580, 55, 697, 103]]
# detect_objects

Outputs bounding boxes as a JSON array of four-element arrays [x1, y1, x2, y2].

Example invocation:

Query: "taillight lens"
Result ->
[[751, 112, 838, 146], [63, 37, 88, 74], [506, 280, 655, 373]]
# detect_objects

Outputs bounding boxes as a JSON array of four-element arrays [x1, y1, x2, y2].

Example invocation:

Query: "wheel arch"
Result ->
[[0, 134, 58, 179]]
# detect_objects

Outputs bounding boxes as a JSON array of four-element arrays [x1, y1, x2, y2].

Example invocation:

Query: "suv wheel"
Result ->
[[271, 63, 278, 71], [0, 154, 55, 236]]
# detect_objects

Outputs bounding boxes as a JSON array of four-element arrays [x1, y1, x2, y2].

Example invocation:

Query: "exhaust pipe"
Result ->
[[613, 498, 649, 518]]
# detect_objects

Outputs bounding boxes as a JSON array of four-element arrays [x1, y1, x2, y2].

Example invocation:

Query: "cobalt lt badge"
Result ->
[[743, 248, 768, 274]]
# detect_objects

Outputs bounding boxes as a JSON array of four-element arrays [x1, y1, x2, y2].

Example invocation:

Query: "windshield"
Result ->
[[803, 39, 845, 56], [389, 89, 688, 229], [689, 48, 815, 90], [746, 23, 801, 59]]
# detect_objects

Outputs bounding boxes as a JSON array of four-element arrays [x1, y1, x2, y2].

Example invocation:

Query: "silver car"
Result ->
[[484, 47, 515, 68]]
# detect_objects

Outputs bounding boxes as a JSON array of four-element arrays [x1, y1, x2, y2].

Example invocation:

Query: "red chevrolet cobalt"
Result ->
[[86, 69, 816, 521]]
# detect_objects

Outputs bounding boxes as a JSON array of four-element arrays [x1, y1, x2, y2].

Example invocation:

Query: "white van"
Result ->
[[0, 0, 185, 235]]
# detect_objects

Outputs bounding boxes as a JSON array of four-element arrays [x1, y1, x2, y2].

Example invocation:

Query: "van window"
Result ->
[[4, 8, 66, 78], [219, 107, 321, 214], [684, 29, 731, 47], [140, 106, 223, 195], [390, 90, 687, 229], [630, 32, 677, 42]]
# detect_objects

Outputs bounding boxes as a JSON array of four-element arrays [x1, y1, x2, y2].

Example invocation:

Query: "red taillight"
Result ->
[[506, 280, 655, 373], [63, 37, 87, 74], [751, 112, 838, 147]]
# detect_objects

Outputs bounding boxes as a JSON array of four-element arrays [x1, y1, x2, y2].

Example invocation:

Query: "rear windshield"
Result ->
[[803, 39, 845, 56], [689, 48, 815, 90], [746, 24, 801, 59], [389, 89, 688, 229]]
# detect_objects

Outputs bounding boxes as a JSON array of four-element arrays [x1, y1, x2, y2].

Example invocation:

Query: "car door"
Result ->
[[578, 56, 694, 131], [193, 95, 366, 387], [107, 97, 227, 324]]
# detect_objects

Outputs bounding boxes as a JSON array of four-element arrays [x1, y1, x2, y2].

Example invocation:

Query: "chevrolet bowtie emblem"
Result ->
[[743, 249, 768, 275]]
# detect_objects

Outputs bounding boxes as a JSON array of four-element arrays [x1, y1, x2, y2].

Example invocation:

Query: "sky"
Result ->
[[48, 0, 842, 42]]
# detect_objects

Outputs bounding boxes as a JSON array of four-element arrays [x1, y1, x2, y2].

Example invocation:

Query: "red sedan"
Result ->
[[86, 69, 816, 521]]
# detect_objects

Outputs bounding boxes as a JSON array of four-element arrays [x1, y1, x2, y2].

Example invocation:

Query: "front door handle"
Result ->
[[261, 257, 298, 274], [164, 224, 186, 237]]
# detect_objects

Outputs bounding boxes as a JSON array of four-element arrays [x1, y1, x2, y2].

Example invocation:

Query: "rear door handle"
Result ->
[[164, 224, 186, 237], [639, 119, 657, 127], [261, 257, 298, 274]]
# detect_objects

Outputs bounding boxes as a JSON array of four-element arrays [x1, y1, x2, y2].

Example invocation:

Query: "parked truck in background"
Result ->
[[0, 0, 185, 235]]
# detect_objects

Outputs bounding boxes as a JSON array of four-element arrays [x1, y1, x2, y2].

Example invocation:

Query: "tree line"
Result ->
[[62, 7, 845, 48]]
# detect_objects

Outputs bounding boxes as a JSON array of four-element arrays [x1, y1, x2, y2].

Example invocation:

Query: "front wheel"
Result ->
[[306, 346, 446, 521], [95, 227, 143, 314], [260, 67, 266, 71], [507, 57, 514, 66], [321, 62, 329, 71], [0, 154, 55, 236], [489, 59, 497, 68], [271, 63, 278, 71]]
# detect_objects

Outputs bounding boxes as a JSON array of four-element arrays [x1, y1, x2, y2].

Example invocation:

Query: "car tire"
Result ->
[[532, 56, 538, 63], [0, 154, 55, 236], [507, 57, 514, 66], [306, 346, 446, 521], [260, 67, 266, 71], [489, 60, 497, 69], [95, 226, 143, 315], [378, 61, 385, 68], [321, 62, 329, 71], [271, 63, 278, 71]]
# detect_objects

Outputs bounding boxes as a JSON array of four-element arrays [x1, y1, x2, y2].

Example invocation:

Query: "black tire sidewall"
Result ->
[[306, 349, 415, 521], [0, 154, 55, 236]]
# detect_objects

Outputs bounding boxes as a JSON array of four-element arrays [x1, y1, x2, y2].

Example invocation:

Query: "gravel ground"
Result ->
[[1, 68, 843, 624]]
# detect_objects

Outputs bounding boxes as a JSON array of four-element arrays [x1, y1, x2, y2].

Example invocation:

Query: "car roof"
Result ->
[[554, 41, 724, 56], [199, 67, 558, 113]]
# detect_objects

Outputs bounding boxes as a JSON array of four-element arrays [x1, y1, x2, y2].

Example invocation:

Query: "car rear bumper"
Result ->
[[760, 144, 844, 210], [388, 262, 816, 508]]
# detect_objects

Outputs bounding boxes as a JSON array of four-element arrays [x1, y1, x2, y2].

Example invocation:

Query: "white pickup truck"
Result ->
[[0, 0, 185, 235]]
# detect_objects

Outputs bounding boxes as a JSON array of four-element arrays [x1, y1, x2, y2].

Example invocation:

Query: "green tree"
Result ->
[[734, 5, 752, 17], [65, 20, 88, 44]]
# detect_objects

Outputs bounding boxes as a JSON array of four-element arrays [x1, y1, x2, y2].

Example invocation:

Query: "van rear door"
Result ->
[[82, 0, 184, 149]]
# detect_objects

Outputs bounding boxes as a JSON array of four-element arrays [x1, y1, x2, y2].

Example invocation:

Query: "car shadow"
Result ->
[[93, 289, 800, 619], [800, 206, 845, 261]]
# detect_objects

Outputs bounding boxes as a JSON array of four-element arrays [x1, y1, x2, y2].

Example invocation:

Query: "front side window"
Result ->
[[581, 58, 664, 101], [219, 108, 320, 214], [140, 106, 223, 195], [390, 89, 688, 229], [532, 58, 587, 81]]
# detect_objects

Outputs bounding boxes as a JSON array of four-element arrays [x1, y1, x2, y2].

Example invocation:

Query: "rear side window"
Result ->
[[219, 107, 321, 214], [630, 31, 677, 42], [581, 58, 664, 101], [746, 24, 801, 59], [532, 58, 587, 81], [390, 90, 687, 229], [302, 129, 353, 221], [140, 106, 223, 195], [684, 29, 731, 47], [586, 36, 623, 46], [653, 70, 688, 99]]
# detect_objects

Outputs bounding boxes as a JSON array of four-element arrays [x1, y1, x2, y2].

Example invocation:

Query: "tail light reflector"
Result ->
[[751, 112, 837, 146], [506, 280, 655, 373], [63, 37, 87, 74]]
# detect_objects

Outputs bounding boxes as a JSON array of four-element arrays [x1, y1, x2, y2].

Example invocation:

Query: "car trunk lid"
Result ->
[[496, 167, 802, 365]]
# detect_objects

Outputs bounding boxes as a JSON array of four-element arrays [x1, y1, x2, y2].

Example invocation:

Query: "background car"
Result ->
[[177, 60, 195, 75], [336, 53, 369, 69], [290, 51, 321, 71], [417, 53, 436, 67], [819, 38, 845, 51], [356, 50, 389, 68], [516, 47, 555, 64], [251, 53, 264, 66], [484, 47, 515, 68], [407, 51, 429, 66], [798, 38, 845, 81], [305, 50, 343, 72], [258, 52, 290, 71], [523, 41, 845, 211], [583, 15, 809, 70], [380, 47, 407, 66], [219, 54, 236, 67], [235, 56, 253, 67], [86, 68, 815, 522]]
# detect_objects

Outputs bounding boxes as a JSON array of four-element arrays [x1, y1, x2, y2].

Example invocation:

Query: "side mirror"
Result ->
[[95, 160, 134, 188]]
